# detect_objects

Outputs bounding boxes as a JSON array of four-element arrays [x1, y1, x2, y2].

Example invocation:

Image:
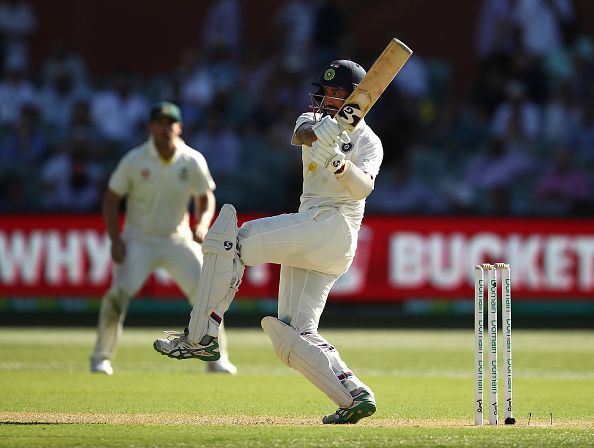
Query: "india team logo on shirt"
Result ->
[[341, 142, 353, 153], [140, 168, 151, 179]]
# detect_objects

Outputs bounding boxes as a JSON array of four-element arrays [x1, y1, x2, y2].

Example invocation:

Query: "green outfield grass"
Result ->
[[0, 327, 592, 447]]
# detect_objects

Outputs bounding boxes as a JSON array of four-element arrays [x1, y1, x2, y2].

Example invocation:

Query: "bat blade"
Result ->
[[335, 38, 412, 132], [309, 38, 413, 172]]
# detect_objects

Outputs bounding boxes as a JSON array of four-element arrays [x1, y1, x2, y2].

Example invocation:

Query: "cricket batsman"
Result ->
[[154, 61, 382, 424]]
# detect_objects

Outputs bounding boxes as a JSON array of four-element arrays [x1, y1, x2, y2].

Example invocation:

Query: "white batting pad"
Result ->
[[188, 204, 243, 341], [92, 287, 130, 360], [261, 316, 353, 408]]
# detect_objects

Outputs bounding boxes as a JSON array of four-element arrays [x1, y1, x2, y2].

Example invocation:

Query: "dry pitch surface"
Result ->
[[2, 412, 593, 428]]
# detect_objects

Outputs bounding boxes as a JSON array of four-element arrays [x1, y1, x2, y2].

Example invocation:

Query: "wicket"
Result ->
[[474, 263, 515, 426]]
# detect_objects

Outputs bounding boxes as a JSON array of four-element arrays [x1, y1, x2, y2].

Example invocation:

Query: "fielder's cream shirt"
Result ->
[[108, 137, 215, 239]]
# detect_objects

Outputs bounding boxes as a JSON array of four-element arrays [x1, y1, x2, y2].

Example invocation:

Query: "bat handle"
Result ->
[[307, 126, 349, 172]]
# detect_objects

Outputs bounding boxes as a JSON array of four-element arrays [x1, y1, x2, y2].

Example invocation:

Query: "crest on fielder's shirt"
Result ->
[[178, 166, 189, 182], [141, 168, 151, 179], [341, 142, 353, 153]]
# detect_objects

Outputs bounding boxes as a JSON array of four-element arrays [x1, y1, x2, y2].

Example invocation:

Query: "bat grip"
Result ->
[[308, 124, 347, 172]]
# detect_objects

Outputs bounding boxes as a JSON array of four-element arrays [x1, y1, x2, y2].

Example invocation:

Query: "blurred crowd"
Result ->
[[0, 0, 593, 216]]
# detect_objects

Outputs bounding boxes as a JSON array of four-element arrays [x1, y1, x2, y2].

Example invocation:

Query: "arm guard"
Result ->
[[334, 160, 374, 200]]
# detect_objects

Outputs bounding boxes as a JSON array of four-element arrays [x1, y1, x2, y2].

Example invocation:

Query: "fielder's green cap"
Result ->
[[149, 102, 182, 123]]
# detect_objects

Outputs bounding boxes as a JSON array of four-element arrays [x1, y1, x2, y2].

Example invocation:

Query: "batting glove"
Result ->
[[311, 140, 346, 172], [312, 116, 350, 146]]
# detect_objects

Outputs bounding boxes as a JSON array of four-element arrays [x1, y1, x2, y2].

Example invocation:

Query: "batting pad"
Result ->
[[188, 204, 241, 341], [261, 316, 353, 408]]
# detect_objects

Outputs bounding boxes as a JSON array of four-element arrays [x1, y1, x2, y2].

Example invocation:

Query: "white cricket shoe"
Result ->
[[153, 328, 220, 361], [90, 358, 113, 376], [206, 358, 238, 375]]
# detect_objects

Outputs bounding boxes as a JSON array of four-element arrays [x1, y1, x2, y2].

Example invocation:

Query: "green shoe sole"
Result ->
[[343, 400, 377, 424], [323, 399, 376, 424]]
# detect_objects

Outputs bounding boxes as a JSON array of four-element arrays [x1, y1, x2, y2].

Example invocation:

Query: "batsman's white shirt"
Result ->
[[297, 112, 383, 230], [107, 137, 215, 298], [238, 112, 383, 277]]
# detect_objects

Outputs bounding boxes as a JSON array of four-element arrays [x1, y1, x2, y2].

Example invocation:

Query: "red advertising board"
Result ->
[[1, 214, 594, 301]]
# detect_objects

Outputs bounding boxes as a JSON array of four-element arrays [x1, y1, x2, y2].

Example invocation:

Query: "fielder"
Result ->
[[154, 61, 382, 424], [90, 102, 237, 376]]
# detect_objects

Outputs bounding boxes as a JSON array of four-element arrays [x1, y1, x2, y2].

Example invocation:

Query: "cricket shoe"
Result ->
[[153, 328, 220, 361], [206, 358, 238, 375], [322, 388, 376, 424], [90, 358, 113, 376]]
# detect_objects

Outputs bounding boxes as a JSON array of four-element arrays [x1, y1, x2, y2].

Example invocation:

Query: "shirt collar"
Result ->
[[148, 136, 184, 163]]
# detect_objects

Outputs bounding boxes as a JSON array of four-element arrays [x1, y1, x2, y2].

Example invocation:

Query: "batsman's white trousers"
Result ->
[[238, 207, 357, 276], [239, 208, 365, 392], [92, 234, 229, 361]]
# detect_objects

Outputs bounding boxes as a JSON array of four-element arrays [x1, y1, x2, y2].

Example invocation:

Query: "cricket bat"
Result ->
[[309, 38, 413, 172]]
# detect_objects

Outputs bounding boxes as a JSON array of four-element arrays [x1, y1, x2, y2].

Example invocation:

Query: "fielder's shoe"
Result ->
[[153, 328, 220, 361], [206, 358, 238, 375], [322, 388, 376, 424], [90, 358, 113, 376]]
